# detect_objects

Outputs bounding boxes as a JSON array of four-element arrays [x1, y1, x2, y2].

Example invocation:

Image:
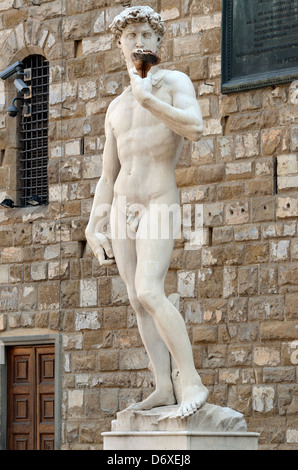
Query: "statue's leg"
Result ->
[[110, 201, 176, 410], [134, 207, 209, 418]]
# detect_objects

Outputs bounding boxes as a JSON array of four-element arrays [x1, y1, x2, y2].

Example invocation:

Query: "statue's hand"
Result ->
[[86, 231, 116, 266], [129, 68, 152, 106]]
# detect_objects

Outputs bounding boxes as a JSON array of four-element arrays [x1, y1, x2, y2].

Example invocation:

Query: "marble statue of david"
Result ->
[[85, 5, 208, 418]]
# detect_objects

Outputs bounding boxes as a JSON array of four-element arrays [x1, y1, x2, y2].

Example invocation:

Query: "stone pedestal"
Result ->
[[103, 403, 259, 450]]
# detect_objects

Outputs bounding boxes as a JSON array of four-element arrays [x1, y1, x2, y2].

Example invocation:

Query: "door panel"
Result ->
[[7, 345, 55, 450], [7, 348, 35, 450], [36, 347, 55, 450]]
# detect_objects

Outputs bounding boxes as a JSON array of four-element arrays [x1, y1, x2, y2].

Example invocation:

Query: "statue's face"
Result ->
[[118, 22, 160, 67]]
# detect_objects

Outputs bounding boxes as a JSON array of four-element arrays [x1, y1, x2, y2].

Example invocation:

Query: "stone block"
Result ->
[[290, 126, 298, 151], [263, 367, 296, 384], [193, 325, 218, 343], [203, 203, 224, 227], [80, 279, 97, 307], [234, 225, 259, 241], [278, 265, 298, 289], [63, 13, 91, 39], [0, 265, 9, 284], [248, 295, 284, 321], [235, 132, 259, 158], [226, 109, 278, 133], [262, 221, 296, 239], [261, 129, 282, 155], [210, 55, 222, 78], [0, 227, 13, 247], [103, 306, 127, 329], [49, 82, 77, 104], [238, 266, 258, 296], [277, 197, 298, 219], [19, 285, 38, 311], [203, 118, 222, 135], [0, 0, 14, 11], [228, 297, 248, 323], [75, 310, 101, 330], [254, 347, 280, 366], [1, 247, 23, 263], [100, 388, 119, 414], [48, 261, 69, 280], [39, 282, 59, 310], [291, 239, 298, 260], [82, 155, 102, 179], [119, 348, 148, 370], [270, 240, 290, 261], [0, 286, 18, 311], [259, 265, 278, 294], [219, 369, 240, 385], [198, 267, 223, 298], [79, 81, 97, 100], [177, 270, 195, 297], [285, 293, 298, 319], [212, 226, 234, 244], [111, 276, 128, 304], [278, 175, 298, 191], [246, 177, 273, 197], [192, 13, 222, 33], [68, 389, 84, 414], [82, 35, 112, 55], [252, 386, 275, 413], [217, 182, 245, 201], [173, 35, 201, 57], [228, 346, 252, 366], [260, 321, 297, 341], [112, 327, 139, 350], [277, 154, 298, 175], [216, 136, 234, 161], [31, 262, 47, 281], [225, 201, 249, 225], [98, 350, 119, 371], [223, 266, 237, 298], [245, 243, 269, 263], [255, 159, 273, 177], [191, 139, 214, 165], [287, 429, 298, 444], [72, 351, 96, 372], [61, 280, 80, 308], [226, 162, 252, 180], [33, 221, 56, 244]]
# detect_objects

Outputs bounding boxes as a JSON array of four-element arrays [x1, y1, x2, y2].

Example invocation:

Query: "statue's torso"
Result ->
[[108, 71, 183, 206]]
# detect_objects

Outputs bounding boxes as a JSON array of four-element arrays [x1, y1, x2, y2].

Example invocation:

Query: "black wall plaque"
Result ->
[[222, 0, 298, 93]]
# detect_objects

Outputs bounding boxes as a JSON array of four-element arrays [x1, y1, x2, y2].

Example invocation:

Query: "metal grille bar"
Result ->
[[19, 55, 49, 206]]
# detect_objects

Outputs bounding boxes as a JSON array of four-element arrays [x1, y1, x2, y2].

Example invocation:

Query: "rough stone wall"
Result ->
[[0, 0, 297, 450]]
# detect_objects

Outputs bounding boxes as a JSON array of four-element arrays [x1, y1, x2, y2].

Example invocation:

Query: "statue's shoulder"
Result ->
[[108, 86, 132, 111], [162, 69, 194, 89], [105, 94, 123, 120], [108, 94, 122, 111]]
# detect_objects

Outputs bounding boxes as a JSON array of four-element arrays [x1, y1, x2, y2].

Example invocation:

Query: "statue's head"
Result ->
[[109, 5, 166, 45]]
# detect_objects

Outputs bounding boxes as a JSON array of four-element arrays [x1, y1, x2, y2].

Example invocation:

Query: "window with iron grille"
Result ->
[[19, 55, 49, 207]]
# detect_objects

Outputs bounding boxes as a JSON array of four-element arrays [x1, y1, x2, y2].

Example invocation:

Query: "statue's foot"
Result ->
[[158, 381, 208, 420], [176, 382, 208, 418], [126, 387, 176, 412]]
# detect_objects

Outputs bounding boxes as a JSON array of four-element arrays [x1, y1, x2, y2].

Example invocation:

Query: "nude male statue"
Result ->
[[85, 5, 208, 418]]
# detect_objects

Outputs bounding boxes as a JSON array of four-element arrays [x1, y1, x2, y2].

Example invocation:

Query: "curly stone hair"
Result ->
[[109, 5, 166, 42]]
